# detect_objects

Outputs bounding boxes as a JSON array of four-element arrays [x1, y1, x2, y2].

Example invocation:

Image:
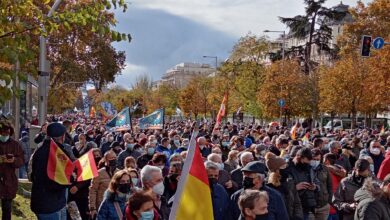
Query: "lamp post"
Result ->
[[264, 30, 286, 60], [38, 0, 63, 125], [202, 55, 218, 69]]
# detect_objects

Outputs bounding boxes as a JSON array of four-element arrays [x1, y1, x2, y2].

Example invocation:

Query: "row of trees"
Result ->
[[51, 0, 390, 128]]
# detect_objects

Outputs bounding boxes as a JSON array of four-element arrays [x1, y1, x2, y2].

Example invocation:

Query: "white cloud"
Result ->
[[111, 63, 149, 89]]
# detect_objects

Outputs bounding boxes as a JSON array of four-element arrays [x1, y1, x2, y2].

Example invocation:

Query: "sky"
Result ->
[[111, 0, 371, 89]]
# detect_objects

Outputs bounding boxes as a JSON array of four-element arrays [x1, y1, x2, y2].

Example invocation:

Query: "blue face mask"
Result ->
[[0, 135, 9, 143], [222, 141, 229, 147], [147, 147, 155, 156], [141, 210, 154, 220]]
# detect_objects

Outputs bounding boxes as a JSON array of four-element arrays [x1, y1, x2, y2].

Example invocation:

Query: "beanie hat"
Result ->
[[265, 152, 287, 172], [47, 122, 66, 138]]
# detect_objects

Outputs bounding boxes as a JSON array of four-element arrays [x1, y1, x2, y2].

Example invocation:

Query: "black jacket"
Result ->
[[30, 139, 75, 214]]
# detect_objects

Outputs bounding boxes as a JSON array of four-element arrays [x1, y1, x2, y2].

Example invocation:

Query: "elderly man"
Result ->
[[205, 161, 230, 220], [198, 136, 212, 158], [0, 120, 24, 220], [117, 133, 141, 169], [141, 165, 169, 219], [329, 141, 352, 172], [230, 161, 288, 220], [207, 153, 237, 195], [231, 152, 254, 189]]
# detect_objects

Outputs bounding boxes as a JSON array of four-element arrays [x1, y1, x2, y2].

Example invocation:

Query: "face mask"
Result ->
[[167, 144, 171, 149], [208, 178, 218, 187], [127, 144, 134, 151], [94, 157, 102, 164], [108, 137, 114, 142], [370, 148, 381, 156], [310, 160, 320, 169], [113, 148, 122, 155], [370, 164, 375, 173], [337, 149, 342, 155], [174, 140, 180, 146], [132, 178, 139, 187], [243, 176, 255, 189], [169, 173, 179, 182], [297, 161, 310, 170], [118, 183, 131, 194], [152, 182, 165, 195], [222, 141, 229, 147], [108, 159, 116, 168], [140, 210, 154, 220], [182, 144, 188, 149], [0, 135, 9, 143], [147, 148, 155, 156], [217, 162, 224, 170], [88, 135, 94, 139], [199, 145, 205, 150], [152, 140, 158, 145]]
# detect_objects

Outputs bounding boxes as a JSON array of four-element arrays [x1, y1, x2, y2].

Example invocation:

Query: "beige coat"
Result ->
[[88, 167, 115, 210]]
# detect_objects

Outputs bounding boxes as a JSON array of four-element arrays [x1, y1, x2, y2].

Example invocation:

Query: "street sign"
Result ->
[[278, 99, 285, 108], [373, 37, 385, 49]]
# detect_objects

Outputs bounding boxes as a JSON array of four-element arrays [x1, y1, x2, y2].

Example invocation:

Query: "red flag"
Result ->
[[214, 93, 227, 131]]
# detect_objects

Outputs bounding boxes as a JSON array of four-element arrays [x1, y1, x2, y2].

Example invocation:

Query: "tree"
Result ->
[[179, 76, 211, 118], [258, 60, 311, 119], [279, 0, 346, 73], [150, 84, 180, 116]]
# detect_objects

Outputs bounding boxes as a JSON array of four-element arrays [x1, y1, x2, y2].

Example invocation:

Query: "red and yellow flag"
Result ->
[[302, 132, 310, 144], [380, 125, 385, 134], [169, 130, 214, 220], [74, 149, 98, 182], [213, 93, 227, 132], [291, 126, 297, 140], [47, 139, 74, 185], [90, 106, 96, 118]]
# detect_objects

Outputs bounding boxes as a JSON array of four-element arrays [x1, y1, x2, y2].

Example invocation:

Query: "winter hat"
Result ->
[[265, 152, 287, 172], [245, 138, 253, 148]]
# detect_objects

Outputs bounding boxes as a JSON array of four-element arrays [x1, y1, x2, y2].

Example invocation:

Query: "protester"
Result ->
[[125, 191, 159, 220], [231, 151, 254, 189], [332, 159, 371, 220], [163, 161, 182, 200], [18, 130, 31, 178], [377, 149, 390, 180], [0, 120, 24, 220], [117, 134, 142, 169], [238, 189, 269, 220], [31, 122, 74, 219]]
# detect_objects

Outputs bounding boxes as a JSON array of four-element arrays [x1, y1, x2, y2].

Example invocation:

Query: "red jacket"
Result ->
[[125, 205, 159, 220], [377, 151, 390, 180], [328, 167, 344, 215]]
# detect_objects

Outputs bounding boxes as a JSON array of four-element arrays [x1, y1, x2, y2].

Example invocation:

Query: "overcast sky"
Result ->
[[110, 0, 371, 89]]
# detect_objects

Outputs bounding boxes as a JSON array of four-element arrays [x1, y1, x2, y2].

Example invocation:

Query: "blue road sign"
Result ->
[[278, 99, 285, 108], [373, 37, 385, 49]]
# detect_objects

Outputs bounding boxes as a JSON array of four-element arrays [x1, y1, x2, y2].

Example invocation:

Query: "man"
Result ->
[[269, 137, 288, 156], [329, 141, 352, 172], [175, 138, 189, 154], [73, 133, 88, 158], [117, 134, 141, 169], [204, 161, 230, 220], [141, 165, 169, 220], [332, 159, 370, 220], [354, 174, 390, 220], [0, 120, 24, 220], [62, 120, 74, 146], [31, 122, 75, 219], [231, 152, 254, 189], [284, 147, 320, 220], [365, 140, 385, 175], [230, 161, 288, 220], [207, 153, 237, 195], [19, 130, 31, 178], [100, 133, 114, 155], [156, 137, 172, 160], [137, 143, 156, 169]]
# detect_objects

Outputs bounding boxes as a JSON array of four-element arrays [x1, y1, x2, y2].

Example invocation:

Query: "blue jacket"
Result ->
[[212, 183, 230, 220], [230, 186, 289, 220], [97, 191, 127, 220], [156, 145, 172, 159]]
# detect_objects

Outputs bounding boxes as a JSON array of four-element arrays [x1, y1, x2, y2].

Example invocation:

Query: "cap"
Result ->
[[265, 153, 287, 172], [47, 122, 66, 138], [241, 161, 267, 174], [355, 159, 370, 172]]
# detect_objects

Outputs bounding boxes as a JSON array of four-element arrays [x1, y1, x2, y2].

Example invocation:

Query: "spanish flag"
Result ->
[[90, 106, 96, 118], [74, 150, 98, 182], [213, 93, 227, 132], [290, 126, 297, 140], [169, 129, 214, 220], [302, 132, 310, 145], [47, 139, 74, 185]]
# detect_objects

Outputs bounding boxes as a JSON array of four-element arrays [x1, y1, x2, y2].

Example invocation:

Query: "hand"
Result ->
[[70, 186, 78, 194], [307, 183, 316, 191], [89, 210, 97, 218], [349, 203, 357, 210], [296, 182, 310, 190], [225, 180, 233, 189]]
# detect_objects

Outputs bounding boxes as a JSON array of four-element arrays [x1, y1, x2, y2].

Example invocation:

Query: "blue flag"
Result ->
[[139, 108, 164, 130], [101, 102, 117, 116], [105, 107, 131, 131]]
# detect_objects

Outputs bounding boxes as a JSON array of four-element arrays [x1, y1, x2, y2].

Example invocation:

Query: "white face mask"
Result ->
[[152, 181, 165, 196], [310, 160, 320, 169], [370, 148, 381, 155], [167, 144, 171, 149], [217, 162, 224, 170], [199, 145, 205, 150]]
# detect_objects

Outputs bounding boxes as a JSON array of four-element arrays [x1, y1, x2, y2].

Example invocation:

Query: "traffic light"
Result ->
[[361, 35, 372, 57]]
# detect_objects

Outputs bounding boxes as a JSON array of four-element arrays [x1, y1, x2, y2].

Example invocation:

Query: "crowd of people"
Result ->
[[1, 115, 390, 220]]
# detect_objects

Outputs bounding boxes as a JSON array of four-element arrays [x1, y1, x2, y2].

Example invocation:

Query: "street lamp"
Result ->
[[203, 55, 218, 69], [38, 0, 63, 125], [264, 30, 286, 60]]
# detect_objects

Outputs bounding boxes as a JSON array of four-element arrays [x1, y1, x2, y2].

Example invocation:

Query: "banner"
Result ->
[[100, 102, 117, 116], [105, 107, 132, 131], [139, 108, 164, 130]]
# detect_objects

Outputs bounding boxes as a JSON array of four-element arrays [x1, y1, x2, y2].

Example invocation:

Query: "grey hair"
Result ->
[[140, 165, 162, 185], [86, 141, 97, 149], [197, 136, 206, 142], [204, 161, 219, 170], [207, 153, 221, 162], [329, 141, 340, 150], [240, 152, 253, 164]]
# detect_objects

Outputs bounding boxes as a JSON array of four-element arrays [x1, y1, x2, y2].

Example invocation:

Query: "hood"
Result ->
[[354, 188, 372, 203], [354, 178, 383, 202]]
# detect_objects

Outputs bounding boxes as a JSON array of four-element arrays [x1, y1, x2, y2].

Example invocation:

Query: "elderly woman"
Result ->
[[125, 191, 159, 220], [97, 170, 133, 219], [238, 189, 269, 220]]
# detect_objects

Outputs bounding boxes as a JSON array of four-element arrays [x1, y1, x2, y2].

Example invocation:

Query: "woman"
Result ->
[[125, 191, 159, 220], [238, 189, 269, 220], [125, 156, 138, 170], [265, 152, 303, 220], [128, 169, 141, 189], [97, 170, 132, 219], [89, 150, 118, 218]]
